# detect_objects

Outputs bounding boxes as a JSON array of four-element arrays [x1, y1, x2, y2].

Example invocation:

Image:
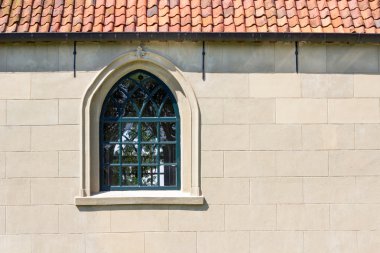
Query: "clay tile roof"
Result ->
[[0, 0, 378, 33]]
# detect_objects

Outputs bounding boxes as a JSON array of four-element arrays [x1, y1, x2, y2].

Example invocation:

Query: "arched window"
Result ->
[[76, 51, 203, 205], [100, 70, 180, 191]]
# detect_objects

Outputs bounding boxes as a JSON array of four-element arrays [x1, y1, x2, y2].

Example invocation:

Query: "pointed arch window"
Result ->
[[100, 70, 180, 191]]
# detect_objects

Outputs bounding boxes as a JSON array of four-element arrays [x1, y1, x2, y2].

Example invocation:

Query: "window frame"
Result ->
[[76, 49, 203, 205], [99, 70, 181, 191]]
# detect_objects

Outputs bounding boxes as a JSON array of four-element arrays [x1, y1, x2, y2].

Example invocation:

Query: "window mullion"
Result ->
[[157, 121, 160, 187], [137, 121, 142, 186], [118, 121, 122, 186], [176, 117, 180, 189]]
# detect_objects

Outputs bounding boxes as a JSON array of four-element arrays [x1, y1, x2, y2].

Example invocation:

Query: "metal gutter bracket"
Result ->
[[73, 41, 77, 78]]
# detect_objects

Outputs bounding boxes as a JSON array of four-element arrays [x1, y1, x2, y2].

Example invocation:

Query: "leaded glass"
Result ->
[[100, 70, 180, 191]]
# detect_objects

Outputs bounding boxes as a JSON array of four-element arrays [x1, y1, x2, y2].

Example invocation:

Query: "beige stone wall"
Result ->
[[0, 42, 380, 252], [0, 41, 379, 73]]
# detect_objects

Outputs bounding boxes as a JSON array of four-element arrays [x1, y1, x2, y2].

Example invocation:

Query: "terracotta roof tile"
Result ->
[[17, 0, 32, 32], [180, 0, 191, 31], [0, 0, 377, 33], [39, 0, 55, 32]]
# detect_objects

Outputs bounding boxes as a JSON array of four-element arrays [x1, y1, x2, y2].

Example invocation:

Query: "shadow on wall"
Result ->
[[0, 41, 379, 74]]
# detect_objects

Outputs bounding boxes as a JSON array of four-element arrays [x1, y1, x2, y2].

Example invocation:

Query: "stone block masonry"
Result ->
[[0, 42, 380, 253]]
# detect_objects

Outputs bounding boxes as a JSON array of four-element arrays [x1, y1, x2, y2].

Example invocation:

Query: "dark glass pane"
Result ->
[[160, 122, 176, 141], [103, 144, 120, 164], [141, 100, 157, 117], [122, 100, 138, 117], [141, 144, 158, 164], [103, 166, 109, 186], [119, 78, 136, 94], [141, 78, 158, 94], [121, 144, 138, 164], [110, 167, 119, 186], [163, 165, 176, 186], [141, 166, 158, 186], [121, 166, 138, 186], [130, 88, 147, 111], [104, 100, 118, 118], [160, 99, 175, 117], [121, 123, 138, 142], [151, 88, 166, 109], [160, 144, 176, 163], [141, 122, 158, 142], [103, 123, 119, 142], [112, 88, 128, 105]]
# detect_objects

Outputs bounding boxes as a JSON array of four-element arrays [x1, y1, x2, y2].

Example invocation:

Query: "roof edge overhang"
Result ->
[[0, 32, 379, 43]]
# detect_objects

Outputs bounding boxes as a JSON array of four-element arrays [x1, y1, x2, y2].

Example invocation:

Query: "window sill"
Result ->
[[75, 191, 204, 206]]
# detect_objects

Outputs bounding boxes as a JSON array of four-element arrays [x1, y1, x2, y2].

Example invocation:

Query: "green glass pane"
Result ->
[[103, 123, 119, 142], [121, 166, 138, 186], [141, 144, 158, 163], [121, 122, 138, 142], [128, 72, 150, 83], [160, 144, 176, 163], [121, 144, 138, 164], [160, 122, 176, 141], [141, 122, 158, 142], [103, 144, 119, 164], [142, 166, 158, 186]]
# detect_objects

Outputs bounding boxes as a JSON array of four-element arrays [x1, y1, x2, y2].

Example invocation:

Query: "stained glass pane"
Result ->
[[142, 166, 158, 186], [141, 122, 158, 142], [141, 144, 158, 164], [121, 144, 138, 164], [121, 122, 138, 142], [121, 166, 138, 186]]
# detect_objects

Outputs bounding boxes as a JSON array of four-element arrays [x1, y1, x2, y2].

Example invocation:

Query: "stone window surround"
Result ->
[[75, 48, 204, 205]]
